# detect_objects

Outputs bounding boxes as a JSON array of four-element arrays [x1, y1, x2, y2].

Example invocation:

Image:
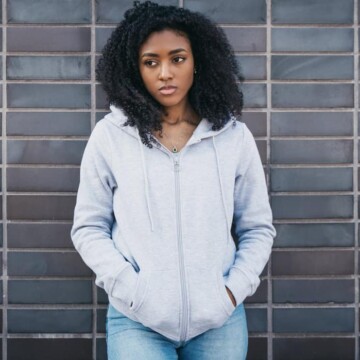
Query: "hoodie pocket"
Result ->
[[187, 266, 236, 338], [129, 269, 180, 337]]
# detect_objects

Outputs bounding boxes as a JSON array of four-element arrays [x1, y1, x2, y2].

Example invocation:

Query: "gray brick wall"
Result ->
[[0, 0, 358, 359]]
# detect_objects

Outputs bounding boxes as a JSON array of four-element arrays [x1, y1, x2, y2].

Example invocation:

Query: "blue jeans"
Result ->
[[106, 302, 248, 359]]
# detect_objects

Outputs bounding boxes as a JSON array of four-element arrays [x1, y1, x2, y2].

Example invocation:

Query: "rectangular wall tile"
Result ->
[[7, 195, 76, 220], [272, 0, 354, 24], [241, 113, 267, 137], [272, 84, 354, 108], [246, 308, 267, 333], [273, 279, 354, 303], [237, 56, 266, 80], [273, 308, 354, 333], [8, 280, 92, 304], [247, 338, 267, 360], [8, 0, 91, 24], [7, 112, 91, 136], [8, 309, 92, 333], [273, 338, 354, 360], [274, 223, 354, 247], [7, 27, 91, 52], [271, 168, 353, 192], [96, 0, 178, 23], [271, 140, 353, 164], [8, 339, 92, 360], [272, 195, 353, 219], [223, 28, 266, 52], [8, 84, 91, 109], [272, 250, 354, 275], [272, 56, 353, 80], [7, 56, 91, 80], [271, 112, 353, 136], [242, 84, 267, 108], [272, 28, 353, 52], [8, 252, 92, 276], [7, 140, 86, 165], [185, 0, 266, 24], [7, 168, 80, 192], [8, 223, 73, 249]]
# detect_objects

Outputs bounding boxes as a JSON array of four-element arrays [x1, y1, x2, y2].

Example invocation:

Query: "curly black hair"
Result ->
[[96, 1, 243, 148]]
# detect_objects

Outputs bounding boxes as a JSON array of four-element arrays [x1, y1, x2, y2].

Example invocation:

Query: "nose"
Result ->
[[158, 63, 173, 80]]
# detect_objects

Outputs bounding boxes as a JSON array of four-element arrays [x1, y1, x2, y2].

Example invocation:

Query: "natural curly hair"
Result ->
[[96, 1, 244, 148]]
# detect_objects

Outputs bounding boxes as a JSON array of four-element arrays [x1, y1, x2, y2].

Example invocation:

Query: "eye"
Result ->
[[144, 60, 157, 67], [173, 56, 186, 63]]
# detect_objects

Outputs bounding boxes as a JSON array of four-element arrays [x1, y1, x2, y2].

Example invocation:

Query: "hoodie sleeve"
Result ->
[[70, 122, 138, 307], [224, 124, 276, 306]]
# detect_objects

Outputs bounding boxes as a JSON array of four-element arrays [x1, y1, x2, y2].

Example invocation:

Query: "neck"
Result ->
[[162, 101, 200, 127]]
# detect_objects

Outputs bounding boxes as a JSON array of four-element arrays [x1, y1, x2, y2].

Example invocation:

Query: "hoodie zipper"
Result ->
[[173, 155, 188, 343]]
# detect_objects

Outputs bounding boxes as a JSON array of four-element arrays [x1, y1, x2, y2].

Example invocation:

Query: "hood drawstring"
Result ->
[[138, 136, 155, 232], [212, 136, 230, 244]]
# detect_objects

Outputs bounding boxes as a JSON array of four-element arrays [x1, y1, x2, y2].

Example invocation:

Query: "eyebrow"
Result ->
[[141, 48, 187, 58]]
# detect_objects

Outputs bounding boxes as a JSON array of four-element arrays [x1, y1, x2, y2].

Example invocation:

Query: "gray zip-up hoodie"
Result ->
[[71, 105, 276, 342]]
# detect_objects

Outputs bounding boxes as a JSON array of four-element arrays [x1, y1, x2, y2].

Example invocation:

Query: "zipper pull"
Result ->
[[174, 158, 180, 171]]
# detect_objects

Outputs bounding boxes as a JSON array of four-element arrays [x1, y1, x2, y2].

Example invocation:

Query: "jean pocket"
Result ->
[[187, 266, 232, 337], [129, 269, 180, 337]]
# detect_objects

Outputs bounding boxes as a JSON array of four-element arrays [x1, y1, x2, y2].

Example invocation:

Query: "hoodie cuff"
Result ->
[[224, 266, 259, 307], [110, 264, 139, 307]]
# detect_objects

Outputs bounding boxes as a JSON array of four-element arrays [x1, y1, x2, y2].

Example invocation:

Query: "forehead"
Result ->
[[139, 29, 191, 53]]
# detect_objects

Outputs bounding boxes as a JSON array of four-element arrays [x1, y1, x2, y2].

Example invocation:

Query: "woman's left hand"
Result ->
[[225, 286, 237, 307]]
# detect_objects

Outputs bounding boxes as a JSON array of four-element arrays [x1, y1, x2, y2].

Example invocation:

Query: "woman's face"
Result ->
[[138, 29, 195, 110]]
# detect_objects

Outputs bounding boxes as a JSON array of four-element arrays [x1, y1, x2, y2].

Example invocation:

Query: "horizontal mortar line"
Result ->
[[270, 80, 355, 84], [7, 247, 76, 251], [6, 164, 80, 168], [6, 52, 93, 56], [6, 304, 101, 309], [270, 136, 355, 139], [243, 304, 268, 309], [6, 333, 94, 339], [6, 53, 91, 57], [272, 247, 357, 251], [271, 275, 358, 279], [269, 108, 355, 112], [270, 53, 358, 56], [253, 107, 355, 111], [274, 218, 356, 222], [5, 108, 92, 112], [271, 191, 354, 195], [6, 80, 92, 84], [7, 219, 73, 223], [269, 163, 355, 168], [270, 304, 357, 308], [7, 192, 77, 196], [5, 24, 93, 28], [270, 24, 355, 28], [269, 275, 357, 280], [270, 164, 355, 168], [7, 248, 77, 252], [6, 136, 89, 140], [6, 108, 93, 111], [273, 219, 356, 223], [272, 51, 355, 55], [270, 191, 354, 195], [8, 276, 93, 280], [219, 24, 266, 28], [272, 333, 356, 338]]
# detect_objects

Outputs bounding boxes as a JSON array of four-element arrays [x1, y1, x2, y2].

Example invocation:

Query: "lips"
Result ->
[[159, 86, 177, 95]]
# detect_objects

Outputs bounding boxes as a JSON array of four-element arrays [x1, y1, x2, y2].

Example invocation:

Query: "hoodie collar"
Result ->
[[107, 105, 235, 141]]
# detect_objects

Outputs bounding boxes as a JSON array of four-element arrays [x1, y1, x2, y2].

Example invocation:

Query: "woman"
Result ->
[[71, 1, 276, 359]]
